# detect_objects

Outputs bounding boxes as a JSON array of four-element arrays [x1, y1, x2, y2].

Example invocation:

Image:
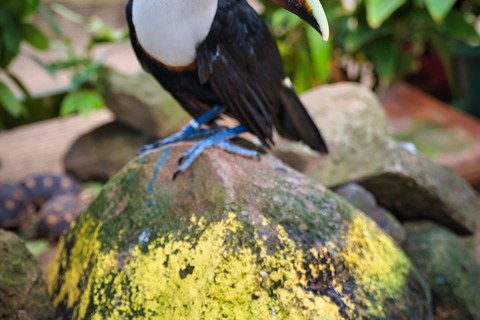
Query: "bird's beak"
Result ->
[[268, 0, 329, 41]]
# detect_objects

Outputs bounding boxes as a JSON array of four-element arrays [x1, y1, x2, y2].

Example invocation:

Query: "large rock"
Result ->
[[308, 138, 479, 235], [64, 122, 153, 182], [334, 183, 406, 245], [403, 222, 480, 319], [276, 83, 479, 236], [0, 230, 54, 320], [47, 144, 430, 319], [274, 82, 389, 172], [103, 68, 190, 138]]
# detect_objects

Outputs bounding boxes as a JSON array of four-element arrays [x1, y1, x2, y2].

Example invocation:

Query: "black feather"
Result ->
[[126, 0, 328, 153]]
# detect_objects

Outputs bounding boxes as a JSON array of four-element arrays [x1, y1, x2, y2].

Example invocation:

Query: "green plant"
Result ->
[[0, 0, 49, 129], [37, 4, 128, 117], [263, 0, 480, 91], [262, 2, 335, 93], [334, 0, 480, 86]]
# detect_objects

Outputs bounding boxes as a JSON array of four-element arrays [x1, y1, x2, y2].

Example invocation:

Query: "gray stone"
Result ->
[[308, 138, 479, 235], [47, 144, 430, 319], [403, 222, 480, 320], [64, 121, 152, 182], [274, 82, 389, 171], [335, 183, 406, 245], [103, 68, 190, 138], [0, 230, 54, 320]]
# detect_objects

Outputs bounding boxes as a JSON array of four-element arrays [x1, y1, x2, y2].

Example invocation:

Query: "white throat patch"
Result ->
[[132, 0, 218, 67]]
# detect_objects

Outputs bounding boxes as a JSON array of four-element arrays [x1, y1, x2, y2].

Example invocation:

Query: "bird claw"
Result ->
[[172, 126, 260, 179]]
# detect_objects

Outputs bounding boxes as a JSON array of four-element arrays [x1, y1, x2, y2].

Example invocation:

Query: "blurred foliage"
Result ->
[[0, 0, 50, 129], [36, 3, 128, 117], [262, 0, 480, 92]]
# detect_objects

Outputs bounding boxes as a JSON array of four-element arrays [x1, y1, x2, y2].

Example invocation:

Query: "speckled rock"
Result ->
[[103, 68, 190, 138], [403, 222, 480, 319], [0, 229, 54, 320], [47, 144, 430, 319], [273, 82, 389, 172], [64, 122, 153, 182], [334, 183, 406, 245], [308, 139, 479, 235]]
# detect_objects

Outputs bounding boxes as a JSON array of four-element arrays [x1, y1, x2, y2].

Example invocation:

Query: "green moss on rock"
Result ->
[[47, 144, 431, 319], [404, 222, 480, 319], [0, 230, 54, 320]]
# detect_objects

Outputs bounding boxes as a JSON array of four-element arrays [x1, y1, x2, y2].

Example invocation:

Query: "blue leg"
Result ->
[[173, 125, 261, 180], [137, 105, 227, 155]]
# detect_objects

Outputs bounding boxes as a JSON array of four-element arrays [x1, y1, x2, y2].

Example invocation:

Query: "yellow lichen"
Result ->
[[47, 210, 412, 319], [338, 210, 412, 316], [46, 214, 103, 319]]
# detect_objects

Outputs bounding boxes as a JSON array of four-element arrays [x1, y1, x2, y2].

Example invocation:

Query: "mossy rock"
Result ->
[[403, 222, 480, 320], [307, 139, 479, 235], [0, 230, 54, 320], [103, 68, 190, 138], [47, 144, 431, 319], [335, 183, 406, 245], [274, 82, 389, 172], [64, 122, 153, 182]]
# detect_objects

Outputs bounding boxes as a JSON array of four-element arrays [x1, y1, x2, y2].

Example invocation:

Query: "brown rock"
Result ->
[[47, 144, 430, 319], [274, 82, 388, 171], [0, 230, 54, 320], [335, 183, 406, 244], [64, 121, 153, 182], [308, 139, 479, 235], [103, 68, 190, 138]]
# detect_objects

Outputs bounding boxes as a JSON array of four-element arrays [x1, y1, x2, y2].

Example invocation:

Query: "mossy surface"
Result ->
[[47, 144, 430, 319], [404, 222, 480, 319], [0, 230, 54, 320]]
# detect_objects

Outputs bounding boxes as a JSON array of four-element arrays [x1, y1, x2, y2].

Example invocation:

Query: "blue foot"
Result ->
[[137, 105, 226, 155], [173, 126, 261, 180]]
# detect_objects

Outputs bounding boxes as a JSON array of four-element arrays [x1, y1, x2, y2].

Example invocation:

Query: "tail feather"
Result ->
[[276, 86, 328, 153]]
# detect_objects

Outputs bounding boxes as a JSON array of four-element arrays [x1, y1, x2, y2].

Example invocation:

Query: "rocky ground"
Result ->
[[1, 81, 480, 319]]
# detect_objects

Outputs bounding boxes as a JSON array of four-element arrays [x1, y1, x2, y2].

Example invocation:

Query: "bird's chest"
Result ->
[[132, 0, 218, 68]]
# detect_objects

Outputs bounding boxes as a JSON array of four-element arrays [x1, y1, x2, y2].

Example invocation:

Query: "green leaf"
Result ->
[[294, 48, 313, 93], [51, 3, 84, 24], [436, 11, 480, 44], [364, 37, 398, 81], [7, 72, 32, 102], [0, 8, 22, 68], [21, 23, 49, 50], [38, 4, 62, 37], [22, 0, 40, 17], [365, 0, 407, 28], [344, 25, 392, 52], [24, 239, 49, 257], [306, 26, 332, 83], [60, 90, 105, 117], [0, 81, 25, 117], [425, 0, 456, 23]]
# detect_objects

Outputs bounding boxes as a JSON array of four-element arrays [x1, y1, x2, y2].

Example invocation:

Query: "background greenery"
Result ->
[[1, 0, 479, 130], [262, 0, 480, 93]]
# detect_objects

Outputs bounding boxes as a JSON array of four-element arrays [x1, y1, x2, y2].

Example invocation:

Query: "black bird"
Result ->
[[126, 0, 330, 177]]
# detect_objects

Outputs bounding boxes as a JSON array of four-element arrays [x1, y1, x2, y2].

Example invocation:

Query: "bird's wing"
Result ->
[[196, 0, 285, 147]]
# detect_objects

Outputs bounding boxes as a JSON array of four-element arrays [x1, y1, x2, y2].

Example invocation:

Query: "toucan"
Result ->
[[126, 0, 330, 178]]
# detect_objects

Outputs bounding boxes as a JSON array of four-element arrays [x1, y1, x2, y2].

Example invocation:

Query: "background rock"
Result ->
[[334, 183, 406, 245], [47, 144, 430, 320], [308, 139, 479, 235], [403, 222, 480, 320], [274, 82, 389, 171], [103, 68, 190, 138], [0, 230, 54, 320], [64, 121, 153, 182]]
